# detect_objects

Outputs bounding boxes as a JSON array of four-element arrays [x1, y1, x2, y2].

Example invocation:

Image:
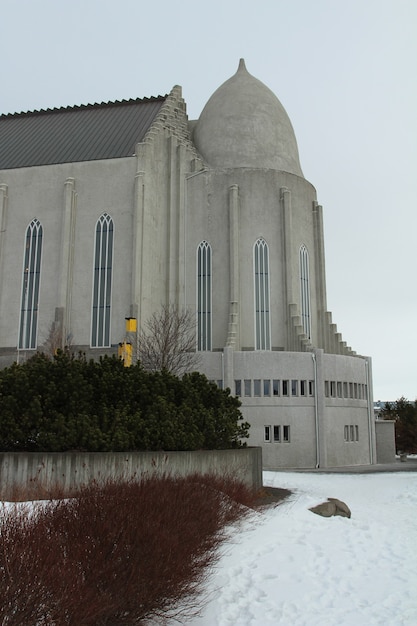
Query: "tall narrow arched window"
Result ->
[[91, 213, 114, 347], [197, 240, 212, 351], [19, 218, 43, 349], [299, 244, 311, 339], [254, 238, 271, 350]]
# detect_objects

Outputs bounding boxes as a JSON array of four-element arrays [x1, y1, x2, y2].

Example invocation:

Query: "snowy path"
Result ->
[[182, 471, 417, 626]]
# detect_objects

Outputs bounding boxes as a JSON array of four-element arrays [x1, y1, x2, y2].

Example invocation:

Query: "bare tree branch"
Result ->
[[136, 305, 200, 376]]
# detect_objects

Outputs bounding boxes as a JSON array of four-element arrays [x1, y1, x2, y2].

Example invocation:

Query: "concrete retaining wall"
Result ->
[[375, 420, 396, 463], [0, 448, 263, 500]]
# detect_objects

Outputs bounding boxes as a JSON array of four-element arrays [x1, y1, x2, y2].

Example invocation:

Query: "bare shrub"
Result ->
[[0, 474, 256, 625]]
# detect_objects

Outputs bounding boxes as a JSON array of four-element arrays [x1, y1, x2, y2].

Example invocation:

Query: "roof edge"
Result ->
[[0, 95, 168, 120]]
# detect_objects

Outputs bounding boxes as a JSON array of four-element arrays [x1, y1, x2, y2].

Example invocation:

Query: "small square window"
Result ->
[[254, 379, 261, 397], [264, 426, 271, 442], [263, 379, 271, 396], [273, 425, 281, 442], [244, 379, 252, 397]]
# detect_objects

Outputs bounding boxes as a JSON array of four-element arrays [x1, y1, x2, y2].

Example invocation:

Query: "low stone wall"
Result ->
[[0, 448, 262, 500]]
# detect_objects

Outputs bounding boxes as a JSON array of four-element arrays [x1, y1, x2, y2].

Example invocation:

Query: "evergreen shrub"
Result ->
[[0, 352, 250, 452]]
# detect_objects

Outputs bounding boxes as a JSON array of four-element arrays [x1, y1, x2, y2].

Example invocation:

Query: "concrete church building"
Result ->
[[0, 59, 385, 468]]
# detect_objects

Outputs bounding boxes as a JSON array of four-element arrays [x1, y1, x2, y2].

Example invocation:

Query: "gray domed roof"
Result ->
[[193, 59, 303, 176]]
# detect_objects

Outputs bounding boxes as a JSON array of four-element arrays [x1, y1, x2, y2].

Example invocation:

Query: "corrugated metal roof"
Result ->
[[0, 96, 167, 169]]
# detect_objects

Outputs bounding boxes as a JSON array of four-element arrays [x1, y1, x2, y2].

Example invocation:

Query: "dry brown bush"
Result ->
[[0, 474, 256, 625]]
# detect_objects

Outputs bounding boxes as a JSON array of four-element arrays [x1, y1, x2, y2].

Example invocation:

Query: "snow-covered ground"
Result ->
[[184, 470, 417, 626]]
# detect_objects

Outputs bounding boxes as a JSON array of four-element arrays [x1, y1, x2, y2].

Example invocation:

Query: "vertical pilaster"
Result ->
[[0, 183, 8, 251], [177, 144, 186, 307], [167, 135, 179, 305], [58, 178, 77, 347], [223, 345, 235, 393], [132, 170, 145, 325], [0, 184, 8, 316], [281, 187, 293, 348], [226, 184, 240, 349], [312, 201, 328, 349]]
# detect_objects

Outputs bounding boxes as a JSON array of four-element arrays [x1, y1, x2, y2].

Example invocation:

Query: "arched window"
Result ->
[[197, 240, 212, 351], [91, 213, 114, 347], [299, 244, 311, 339], [254, 238, 271, 350], [19, 218, 43, 349]]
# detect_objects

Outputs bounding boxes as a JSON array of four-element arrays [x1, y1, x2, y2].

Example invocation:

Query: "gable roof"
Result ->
[[0, 96, 167, 170]]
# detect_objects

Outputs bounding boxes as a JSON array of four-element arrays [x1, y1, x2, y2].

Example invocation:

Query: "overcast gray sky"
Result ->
[[1, 0, 416, 401]]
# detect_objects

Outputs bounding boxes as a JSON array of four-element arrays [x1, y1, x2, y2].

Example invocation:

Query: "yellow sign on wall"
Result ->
[[125, 317, 137, 333]]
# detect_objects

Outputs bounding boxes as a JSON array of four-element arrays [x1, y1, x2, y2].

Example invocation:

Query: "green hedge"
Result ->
[[0, 352, 249, 452]]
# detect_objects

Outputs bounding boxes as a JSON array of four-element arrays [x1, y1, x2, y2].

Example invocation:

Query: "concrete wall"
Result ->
[[375, 420, 396, 463], [0, 448, 262, 500]]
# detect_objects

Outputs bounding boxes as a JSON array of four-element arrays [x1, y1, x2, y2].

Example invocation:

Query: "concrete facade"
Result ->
[[0, 60, 385, 468]]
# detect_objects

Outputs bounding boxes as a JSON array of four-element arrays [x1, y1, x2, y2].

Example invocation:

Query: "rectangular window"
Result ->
[[254, 379, 261, 397], [283, 425, 290, 442], [308, 380, 314, 396], [217, 380, 223, 390], [330, 381, 336, 397], [355, 425, 359, 441], [273, 425, 280, 442], [354, 383, 358, 399], [349, 383, 354, 398], [235, 380, 241, 396], [343, 382, 348, 398], [272, 379, 280, 396], [324, 381, 329, 397], [244, 379, 252, 397], [91, 214, 113, 348], [263, 379, 271, 396], [19, 219, 43, 349], [344, 425, 349, 441], [337, 381, 342, 398], [197, 241, 212, 351], [350, 425, 354, 441], [300, 380, 306, 396], [254, 239, 271, 350], [282, 380, 289, 396], [264, 426, 271, 442], [291, 380, 298, 396]]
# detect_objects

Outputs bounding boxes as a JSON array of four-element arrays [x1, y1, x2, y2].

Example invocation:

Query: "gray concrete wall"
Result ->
[[0, 448, 262, 500], [375, 420, 396, 463]]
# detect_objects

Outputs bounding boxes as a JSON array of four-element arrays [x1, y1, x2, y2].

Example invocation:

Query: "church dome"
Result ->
[[193, 59, 303, 176]]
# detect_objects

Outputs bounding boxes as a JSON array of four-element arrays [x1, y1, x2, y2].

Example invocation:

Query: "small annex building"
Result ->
[[0, 59, 385, 468]]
